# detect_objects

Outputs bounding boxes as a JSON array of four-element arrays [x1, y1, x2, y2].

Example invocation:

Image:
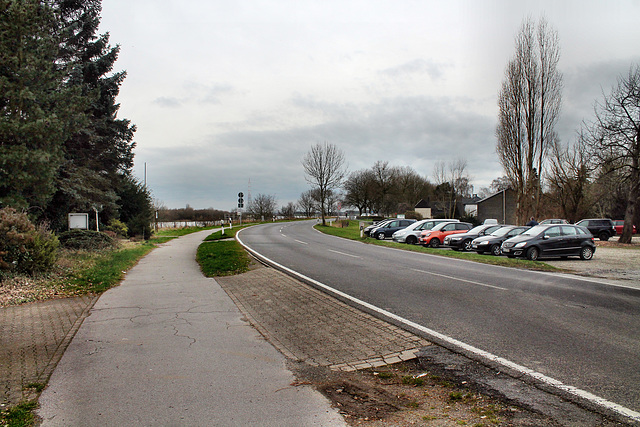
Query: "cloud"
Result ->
[[153, 96, 182, 108], [380, 59, 449, 81]]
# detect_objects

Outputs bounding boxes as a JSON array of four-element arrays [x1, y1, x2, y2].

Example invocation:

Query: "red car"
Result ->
[[613, 220, 637, 234], [419, 222, 473, 248]]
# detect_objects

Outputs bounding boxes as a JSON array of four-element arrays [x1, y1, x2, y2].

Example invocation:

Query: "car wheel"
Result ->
[[490, 244, 501, 256], [526, 247, 539, 261], [376, 232, 385, 240], [406, 235, 417, 245], [580, 246, 594, 260], [462, 240, 472, 251], [598, 232, 609, 241], [429, 238, 440, 248]]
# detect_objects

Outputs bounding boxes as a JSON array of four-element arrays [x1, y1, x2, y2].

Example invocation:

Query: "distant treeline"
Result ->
[[157, 207, 231, 222]]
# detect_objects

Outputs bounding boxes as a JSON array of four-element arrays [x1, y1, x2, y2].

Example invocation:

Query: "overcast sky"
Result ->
[[99, 0, 640, 210]]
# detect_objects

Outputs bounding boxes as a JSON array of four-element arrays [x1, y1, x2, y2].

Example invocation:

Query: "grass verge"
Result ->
[[197, 240, 251, 276], [315, 222, 559, 272], [0, 400, 37, 427]]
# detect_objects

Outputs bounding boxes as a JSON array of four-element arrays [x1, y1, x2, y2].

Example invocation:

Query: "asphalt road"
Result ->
[[238, 220, 640, 420]]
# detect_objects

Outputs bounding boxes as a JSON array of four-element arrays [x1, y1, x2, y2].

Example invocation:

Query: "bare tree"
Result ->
[[433, 159, 469, 218], [247, 193, 277, 220], [546, 136, 591, 222], [371, 161, 398, 215], [298, 190, 318, 218], [302, 142, 346, 225], [584, 65, 640, 243], [496, 16, 562, 224], [279, 202, 297, 219], [343, 169, 376, 216]]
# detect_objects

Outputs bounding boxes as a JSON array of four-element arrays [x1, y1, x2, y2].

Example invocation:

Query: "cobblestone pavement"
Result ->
[[216, 265, 432, 371], [0, 295, 97, 407]]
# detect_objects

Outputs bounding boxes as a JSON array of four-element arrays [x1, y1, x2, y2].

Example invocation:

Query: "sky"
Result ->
[[98, 0, 640, 210]]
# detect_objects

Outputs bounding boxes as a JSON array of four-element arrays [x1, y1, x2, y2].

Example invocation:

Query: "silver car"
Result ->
[[392, 219, 459, 244]]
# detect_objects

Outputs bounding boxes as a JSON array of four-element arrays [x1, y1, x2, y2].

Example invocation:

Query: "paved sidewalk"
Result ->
[[0, 295, 96, 407], [2, 229, 432, 425]]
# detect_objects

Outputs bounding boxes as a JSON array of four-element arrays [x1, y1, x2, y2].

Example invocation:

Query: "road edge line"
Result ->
[[236, 225, 640, 425]]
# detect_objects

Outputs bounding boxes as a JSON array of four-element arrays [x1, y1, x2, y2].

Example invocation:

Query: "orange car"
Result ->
[[419, 221, 473, 248]]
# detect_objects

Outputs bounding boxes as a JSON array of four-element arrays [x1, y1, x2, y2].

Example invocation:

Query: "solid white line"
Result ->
[[410, 268, 508, 291], [328, 249, 361, 258], [294, 239, 308, 245], [235, 226, 640, 424]]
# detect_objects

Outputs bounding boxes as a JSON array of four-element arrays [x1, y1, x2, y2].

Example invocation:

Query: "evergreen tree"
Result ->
[[43, 0, 136, 230], [0, 0, 85, 209]]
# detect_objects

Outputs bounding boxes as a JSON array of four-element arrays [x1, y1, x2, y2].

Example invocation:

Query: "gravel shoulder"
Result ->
[[544, 237, 640, 286]]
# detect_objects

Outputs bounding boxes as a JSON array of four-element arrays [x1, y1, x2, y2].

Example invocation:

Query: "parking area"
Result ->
[[544, 237, 640, 285]]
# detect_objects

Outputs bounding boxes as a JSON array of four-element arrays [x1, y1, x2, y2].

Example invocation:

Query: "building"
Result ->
[[476, 189, 517, 225], [414, 199, 432, 219]]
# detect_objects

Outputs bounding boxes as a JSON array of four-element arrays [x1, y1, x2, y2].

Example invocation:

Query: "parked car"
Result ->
[[471, 225, 530, 256], [419, 222, 473, 248], [501, 224, 595, 261], [392, 219, 459, 244], [369, 219, 416, 240], [539, 219, 569, 225], [443, 224, 504, 251], [363, 219, 393, 237], [575, 218, 616, 241], [613, 220, 637, 235]]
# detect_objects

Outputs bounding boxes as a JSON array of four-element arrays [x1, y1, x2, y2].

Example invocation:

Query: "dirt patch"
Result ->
[[291, 360, 566, 426]]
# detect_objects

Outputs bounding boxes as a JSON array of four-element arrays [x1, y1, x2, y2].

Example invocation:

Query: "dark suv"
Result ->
[[575, 218, 616, 241], [370, 219, 416, 240]]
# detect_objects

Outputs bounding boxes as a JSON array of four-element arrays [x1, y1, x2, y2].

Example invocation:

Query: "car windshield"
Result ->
[[432, 222, 454, 231], [490, 227, 513, 237], [521, 225, 547, 236], [468, 225, 488, 234]]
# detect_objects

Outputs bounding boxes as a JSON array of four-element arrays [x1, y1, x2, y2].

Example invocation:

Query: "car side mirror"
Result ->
[[542, 235, 550, 240]]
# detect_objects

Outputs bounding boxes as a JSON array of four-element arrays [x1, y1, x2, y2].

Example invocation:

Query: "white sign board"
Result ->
[[68, 213, 89, 230]]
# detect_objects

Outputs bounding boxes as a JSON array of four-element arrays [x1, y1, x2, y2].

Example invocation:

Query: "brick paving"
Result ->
[[0, 264, 430, 410], [0, 295, 97, 407], [216, 266, 431, 371]]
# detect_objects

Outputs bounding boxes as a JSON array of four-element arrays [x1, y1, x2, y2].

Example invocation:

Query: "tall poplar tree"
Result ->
[[496, 16, 562, 224]]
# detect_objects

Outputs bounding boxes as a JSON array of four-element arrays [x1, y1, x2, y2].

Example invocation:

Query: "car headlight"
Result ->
[[423, 232, 431, 237], [514, 241, 527, 248]]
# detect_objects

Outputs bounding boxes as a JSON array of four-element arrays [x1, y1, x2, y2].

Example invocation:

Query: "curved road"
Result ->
[[238, 221, 640, 421]]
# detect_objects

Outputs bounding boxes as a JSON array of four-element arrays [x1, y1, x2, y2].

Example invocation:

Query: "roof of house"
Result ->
[[414, 199, 430, 209]]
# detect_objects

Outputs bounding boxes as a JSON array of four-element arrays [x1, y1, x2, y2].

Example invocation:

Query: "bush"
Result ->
[[58, 229, 117, 250], [0, 208, 59, 275], [404, 211, 423, 220], [104, 219, 128, 238]]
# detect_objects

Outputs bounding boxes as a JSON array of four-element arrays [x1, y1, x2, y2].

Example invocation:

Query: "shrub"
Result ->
[[20, 224, 59, 274], [58, 229, 117, 250], [0, 208, 59, 275], [404, 211, 423, 220], [104, 219, 128, 238]]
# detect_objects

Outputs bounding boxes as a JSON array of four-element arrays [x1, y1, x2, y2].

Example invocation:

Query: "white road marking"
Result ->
[[236, 226, 640, 424], [410, 268, 508, 291], [294, 239, 308, 245], [328, 249, 361, 258]]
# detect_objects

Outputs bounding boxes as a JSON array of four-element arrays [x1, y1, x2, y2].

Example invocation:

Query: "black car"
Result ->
[[501, 224, 596, 261], [471, 225, 529, 256], [370, 219, 416, 240], [575, 218, 616, 241], [363, 219, 393, 237], [443, 224, 504, 251]]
